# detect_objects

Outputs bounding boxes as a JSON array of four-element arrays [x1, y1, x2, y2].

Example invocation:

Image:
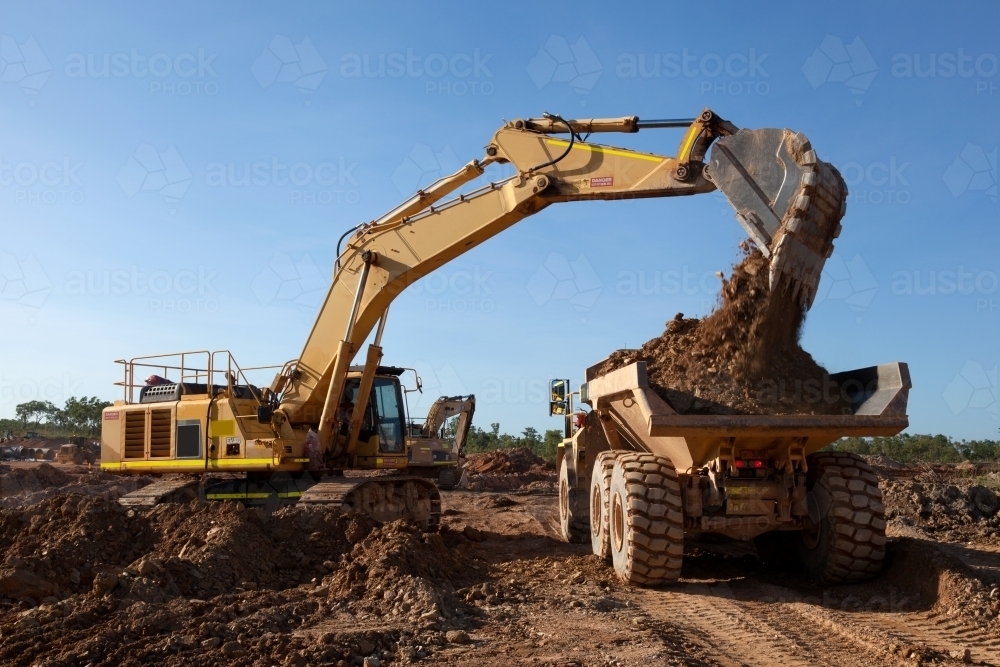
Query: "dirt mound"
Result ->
[[1, 463, 71, 491], [464, 448, 548, 475], [326, 519, 471, 625], [462, 448, 555, 492], [600, 247, 851, 415], [882, 473, 1000, 545], [0, 467, 155, 509], [0, 495, 489, 666]]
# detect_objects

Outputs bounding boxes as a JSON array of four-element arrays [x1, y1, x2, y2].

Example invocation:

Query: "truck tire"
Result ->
[[797, 452, 886, 583], [608, 452, 684, 586], [590, 450, 624, 561], [559, 455, 588, 543]]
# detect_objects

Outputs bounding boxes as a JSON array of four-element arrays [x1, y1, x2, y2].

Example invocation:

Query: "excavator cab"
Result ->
[[341, 367, 409, 468]]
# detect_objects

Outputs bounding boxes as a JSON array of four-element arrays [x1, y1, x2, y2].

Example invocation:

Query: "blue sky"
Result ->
[[0, 1, 997, 440]]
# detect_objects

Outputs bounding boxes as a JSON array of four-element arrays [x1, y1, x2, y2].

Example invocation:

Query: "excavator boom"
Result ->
[[274, 109, 846, 459]]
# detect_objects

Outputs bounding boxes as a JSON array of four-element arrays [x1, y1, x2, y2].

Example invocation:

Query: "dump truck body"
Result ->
[[556, 357, 909, 584]]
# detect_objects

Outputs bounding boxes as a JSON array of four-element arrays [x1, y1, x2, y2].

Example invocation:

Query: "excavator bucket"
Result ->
[[707, 128, 847, 307]]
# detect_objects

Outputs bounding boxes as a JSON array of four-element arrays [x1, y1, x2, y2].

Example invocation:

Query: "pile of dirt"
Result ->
[[1, 463, 71, 490], [0, 496, 489, 666], [0, 466, 154, 509], [461, 448, 555, 492], [881, 472, 1000, 545], [599, 247, 851, 415], [326, 519, 474, 626]]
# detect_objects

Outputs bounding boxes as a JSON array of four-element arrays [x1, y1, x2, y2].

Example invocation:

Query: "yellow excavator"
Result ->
[[405, 393, 475, 490], [101, 109, 843, 528]]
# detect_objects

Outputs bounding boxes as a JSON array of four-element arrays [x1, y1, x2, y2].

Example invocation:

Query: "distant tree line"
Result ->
[[1, 397, 112, 438], [825, 433, 1000, 463]]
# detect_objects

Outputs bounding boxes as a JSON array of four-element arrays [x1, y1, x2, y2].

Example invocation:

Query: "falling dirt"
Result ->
[[600, 246, 852, 416]]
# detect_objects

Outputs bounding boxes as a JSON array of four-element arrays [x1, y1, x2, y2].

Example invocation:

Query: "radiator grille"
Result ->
[[149, 409, 172, 457], [124, 411, 146, 459]]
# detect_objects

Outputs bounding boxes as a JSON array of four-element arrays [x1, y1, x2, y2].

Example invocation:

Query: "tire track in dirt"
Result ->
[[864, 609, 1000, 665], [634, 583, 828, 667], [754, 582, 1000, 666]]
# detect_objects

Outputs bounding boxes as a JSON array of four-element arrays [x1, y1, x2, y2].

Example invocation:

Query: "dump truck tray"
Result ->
[[581, 360, 910, 470]]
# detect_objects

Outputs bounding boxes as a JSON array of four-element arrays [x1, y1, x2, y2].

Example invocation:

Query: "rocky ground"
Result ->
[[0, 453, 998, 666]]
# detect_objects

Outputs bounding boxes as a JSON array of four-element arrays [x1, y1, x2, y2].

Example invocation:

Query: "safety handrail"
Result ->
[[115, 350, 282, 405]]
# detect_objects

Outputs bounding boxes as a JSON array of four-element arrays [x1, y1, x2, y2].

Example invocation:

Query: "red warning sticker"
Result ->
[[590, 176, 614, 187], [104, 411, 120, 420]]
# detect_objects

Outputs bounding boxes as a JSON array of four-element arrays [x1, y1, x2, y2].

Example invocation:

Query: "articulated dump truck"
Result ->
[[553, 360, 911, 585]]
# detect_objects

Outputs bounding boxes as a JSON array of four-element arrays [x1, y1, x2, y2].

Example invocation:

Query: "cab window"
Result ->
[[374, 378, 404, 453]]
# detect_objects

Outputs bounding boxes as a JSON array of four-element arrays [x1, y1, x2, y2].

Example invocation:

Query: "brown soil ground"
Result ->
[[599, 247, 851, 416], [1, 456, 998, 666]]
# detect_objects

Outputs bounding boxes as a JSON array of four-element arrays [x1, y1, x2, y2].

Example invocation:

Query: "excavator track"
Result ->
[[299, 475, 441, 530], [118, 477, 200, 507]]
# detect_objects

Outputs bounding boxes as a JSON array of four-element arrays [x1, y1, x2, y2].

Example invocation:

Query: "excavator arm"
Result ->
[[270, 109, 847, 458]]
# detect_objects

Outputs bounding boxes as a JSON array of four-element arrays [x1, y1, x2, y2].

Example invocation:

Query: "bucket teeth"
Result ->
[[769, 235, 824, 307]]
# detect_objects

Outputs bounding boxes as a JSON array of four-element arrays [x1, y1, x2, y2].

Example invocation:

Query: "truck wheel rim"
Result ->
[[591, 484, 602, 535], [801, 519, 822, 550], [612, 491, 625, 552]]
